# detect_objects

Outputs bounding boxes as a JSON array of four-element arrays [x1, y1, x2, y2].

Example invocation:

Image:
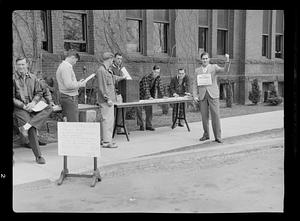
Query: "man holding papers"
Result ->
[[13, 57, 52, 164], [192, 52, 230, 143], [56, 49, 86, 122]]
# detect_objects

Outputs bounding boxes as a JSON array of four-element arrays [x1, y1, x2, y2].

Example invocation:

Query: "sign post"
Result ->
[[56, 122, 101, 187]]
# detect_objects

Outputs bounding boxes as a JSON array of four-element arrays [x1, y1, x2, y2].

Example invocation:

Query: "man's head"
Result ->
[[200, 52, 210, 67], [177, 68, 186, 79], [66, 49, 80, 66], [152, 65, 160, 78], [114, 52, 123, 66], [103, 52, 114, 67], [15, 56, 29, 74]]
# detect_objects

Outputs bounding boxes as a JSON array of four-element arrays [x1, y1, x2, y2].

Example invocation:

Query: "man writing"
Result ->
[[13, 57, 52, 164]]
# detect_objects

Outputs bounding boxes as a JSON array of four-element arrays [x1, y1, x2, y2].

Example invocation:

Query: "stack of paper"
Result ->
[[32, 100, 48, 112]]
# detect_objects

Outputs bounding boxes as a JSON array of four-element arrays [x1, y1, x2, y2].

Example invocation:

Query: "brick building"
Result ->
[[12, 10, 284, 104]]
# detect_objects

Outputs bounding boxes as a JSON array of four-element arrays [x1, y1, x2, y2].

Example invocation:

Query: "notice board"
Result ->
[[58, 122, 101, 157]]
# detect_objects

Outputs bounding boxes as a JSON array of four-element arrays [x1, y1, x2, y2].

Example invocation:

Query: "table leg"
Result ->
[[171, 103, 179, 129], [112, 106, 118, 138], [182, 103, 190, 131], [57, 156, 69, 185], [121, 108, 130, 141]]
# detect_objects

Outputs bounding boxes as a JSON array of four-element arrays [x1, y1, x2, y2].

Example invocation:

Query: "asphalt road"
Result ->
[[13, 129, 284, 213]]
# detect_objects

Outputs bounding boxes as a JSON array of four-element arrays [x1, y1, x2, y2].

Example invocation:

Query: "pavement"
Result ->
[[13, 110, 284, 186]]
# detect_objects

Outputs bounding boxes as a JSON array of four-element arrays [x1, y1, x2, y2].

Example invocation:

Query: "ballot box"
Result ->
[[118, 79, 140, 102]]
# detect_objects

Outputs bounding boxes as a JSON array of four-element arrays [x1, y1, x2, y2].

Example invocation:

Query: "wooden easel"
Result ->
[[56, 118, 101, 187], [57, 156, 101, 187], [171, 102, 190, 131]]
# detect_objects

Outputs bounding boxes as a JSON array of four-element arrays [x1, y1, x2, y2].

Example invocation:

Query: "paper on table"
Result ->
[[83, 73, 96, 83], [121, 67, 132, 80], [31, 100, 48, 112]]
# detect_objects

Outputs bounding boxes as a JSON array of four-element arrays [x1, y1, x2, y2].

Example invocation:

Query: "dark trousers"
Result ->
[[172, 103, 185, 123], [13, 106, 52, 158], [136, 106, 153, 128], [60, 94, 79, 122]]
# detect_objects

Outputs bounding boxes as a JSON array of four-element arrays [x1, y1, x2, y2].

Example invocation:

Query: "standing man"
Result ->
[[56, 49, 86, 122], [192, 52, 230, 143], [96, 52, 126, 148], [137, 65, 166, 131], [110, 52, 125, 134], [170, 68, 190, 127], [13, 56, 52, 164]]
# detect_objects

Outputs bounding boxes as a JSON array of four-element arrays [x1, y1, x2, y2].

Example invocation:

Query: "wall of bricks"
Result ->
[[12, 10, 284, 105]]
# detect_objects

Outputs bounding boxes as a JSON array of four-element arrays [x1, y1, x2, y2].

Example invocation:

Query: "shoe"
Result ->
[[102, 142, 118, 148], [36, 156, 46, 164], [19, 126, 28, 138], [199, 136, 210, 141], [178, 122, 184, 127], [139, 126, 145, 131], [146, 127, 155, 131], [38, 140, 47, 146], [215, 139, 223, 143]]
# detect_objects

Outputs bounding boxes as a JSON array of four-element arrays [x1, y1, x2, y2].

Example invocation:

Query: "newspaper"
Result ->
[[31, 100, 48, 112], [83, 73, 96, 84], [121, 67, 132, 80]]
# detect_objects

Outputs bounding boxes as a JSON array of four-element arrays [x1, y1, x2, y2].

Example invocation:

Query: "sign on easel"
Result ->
[[58, 122, 101, 157]]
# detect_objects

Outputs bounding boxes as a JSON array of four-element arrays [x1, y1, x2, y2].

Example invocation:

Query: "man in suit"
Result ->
[[169, 68, 190, 127], [192, 52, 230, 143]]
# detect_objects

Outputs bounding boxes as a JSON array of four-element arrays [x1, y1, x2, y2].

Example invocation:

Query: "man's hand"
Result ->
[[184, 92, 191, 97], [193, 97, 199, 103], [49, 102, 55, 107], [173, 93, 179, 97], [79, 79, 86, 87], [148, 97, 154, 100], [107, 100, 114, 107], [225, 53, 230, 62], [24, 102, 35, 112]]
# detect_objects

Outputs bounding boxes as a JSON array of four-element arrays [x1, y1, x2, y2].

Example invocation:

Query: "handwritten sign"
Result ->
[[58, 122, 101, 157], [197, 74, 212, 86]]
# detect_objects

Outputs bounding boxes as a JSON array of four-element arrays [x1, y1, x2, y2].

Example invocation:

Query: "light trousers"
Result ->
[[99, 102, 114, 144], [199, 91, 221, 140]]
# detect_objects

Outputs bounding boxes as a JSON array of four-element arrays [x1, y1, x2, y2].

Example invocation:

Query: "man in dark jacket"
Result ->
[[136, 65, 165, 131], [169, 68, 190, 127]]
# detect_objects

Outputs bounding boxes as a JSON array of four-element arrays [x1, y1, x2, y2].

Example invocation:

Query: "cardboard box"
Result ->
[[118, 80, 140, 102]]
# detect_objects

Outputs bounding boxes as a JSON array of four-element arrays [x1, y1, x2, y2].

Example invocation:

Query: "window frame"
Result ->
[[198, 26, 208, 54], [275, 10, 284, 59], [262, 34, 269, 57], [217, 28, 228, 55], [40, 10, 53, 52], [153, 10, 170, 55], [63, 10, 88, 53], [125, 16, 143, 54]]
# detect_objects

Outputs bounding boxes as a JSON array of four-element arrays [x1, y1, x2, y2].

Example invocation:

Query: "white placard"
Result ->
[[58, 122, 101, 157], [121, 67, 132, 80], [197, 74, 212, 86]]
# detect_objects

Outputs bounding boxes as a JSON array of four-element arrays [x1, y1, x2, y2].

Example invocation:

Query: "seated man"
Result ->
[[13, 56, 52, 164]]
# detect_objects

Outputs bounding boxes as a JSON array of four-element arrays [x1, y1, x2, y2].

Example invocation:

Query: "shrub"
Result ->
[[266, 84, 283, 106], [249, 79, 261, 105]]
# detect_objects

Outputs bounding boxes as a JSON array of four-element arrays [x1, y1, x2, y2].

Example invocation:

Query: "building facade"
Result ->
[[12, 9, 284, 104]]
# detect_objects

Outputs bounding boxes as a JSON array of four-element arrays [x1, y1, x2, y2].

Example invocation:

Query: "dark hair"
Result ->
[[178, 68, 185, 72], [16, 56, 28, 63], [153, 65, 160, 70], [66, 49, 80, 60], [200, 52, 209, 59], [114, 52, 122, 57]]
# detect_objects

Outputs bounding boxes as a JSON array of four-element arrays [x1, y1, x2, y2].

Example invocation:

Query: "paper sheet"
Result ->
[[31, 100, 48, 112], [121, 67, 132, 80], [83, 73, 96, 83], [197, 74, 212, 86], [58, 122, 101, 157]]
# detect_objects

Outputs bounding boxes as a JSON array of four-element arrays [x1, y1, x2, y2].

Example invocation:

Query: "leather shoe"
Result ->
[[102, 142, 118, 148], [19, 126, 28, 138], [199, 136, 209, 141], [36, 156, 46, 164], [146, 127, 155, 131], [139, 126, 145, 131], [178, 122, 184, 127], [215, 139, 223, 143], [38, 140, 47, 146]]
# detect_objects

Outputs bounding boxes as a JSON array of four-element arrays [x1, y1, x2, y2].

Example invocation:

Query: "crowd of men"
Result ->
[[13, 49, 230, 164]]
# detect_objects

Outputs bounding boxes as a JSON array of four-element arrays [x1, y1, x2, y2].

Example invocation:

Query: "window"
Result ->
[[63, 10, 87, 52], [126, 10, 143, 53], [275, 10, 284, 58], [262, 10, 271, 58], [153, 10, 169, 54], [198, 10, 209, 54], [262, 35, 269, 57], [217, 10, 229, 55], [40, 10, 52, 52]]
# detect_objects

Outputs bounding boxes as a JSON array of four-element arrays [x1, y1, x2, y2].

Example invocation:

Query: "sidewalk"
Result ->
[[13, 110, 284, 186]]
